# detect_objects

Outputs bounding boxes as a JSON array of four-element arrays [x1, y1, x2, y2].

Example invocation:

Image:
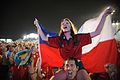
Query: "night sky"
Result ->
[[1, 0, 120, 40]]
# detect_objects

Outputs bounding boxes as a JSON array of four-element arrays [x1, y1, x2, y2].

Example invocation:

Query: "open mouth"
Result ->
[[68, 72, 72, 79], [63, 26, 67, 29]]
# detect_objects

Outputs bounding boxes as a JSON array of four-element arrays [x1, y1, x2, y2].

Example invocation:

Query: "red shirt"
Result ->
[[48, 33, 91, 60]]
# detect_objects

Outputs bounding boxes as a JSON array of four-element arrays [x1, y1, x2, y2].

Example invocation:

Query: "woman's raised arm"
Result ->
[[34, 18, 48, 41], [90, 6, 113, 38]]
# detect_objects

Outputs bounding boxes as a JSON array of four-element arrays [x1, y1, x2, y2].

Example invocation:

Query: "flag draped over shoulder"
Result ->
[[78, 9, 117, 73], [37, 24, 64, 69]]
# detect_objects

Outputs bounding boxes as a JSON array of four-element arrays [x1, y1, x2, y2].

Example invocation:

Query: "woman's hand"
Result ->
[[104, 6, 113, 16], [34, 18, 40, 28]]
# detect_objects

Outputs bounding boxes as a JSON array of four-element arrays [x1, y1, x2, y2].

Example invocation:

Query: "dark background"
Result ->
[[1, 0, 120, 40]]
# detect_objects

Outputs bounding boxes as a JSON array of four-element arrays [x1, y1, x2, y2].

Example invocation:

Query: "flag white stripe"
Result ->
[[78, 9, 116, 54]]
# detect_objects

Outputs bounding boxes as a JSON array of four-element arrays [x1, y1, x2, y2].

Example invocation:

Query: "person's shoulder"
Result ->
[[49, 70, 67, 80], [77, 69, 91, 80]]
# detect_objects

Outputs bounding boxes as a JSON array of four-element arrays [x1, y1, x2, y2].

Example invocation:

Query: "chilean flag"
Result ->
[[37, 25, 64, 69], [78, 8, 117, 73]]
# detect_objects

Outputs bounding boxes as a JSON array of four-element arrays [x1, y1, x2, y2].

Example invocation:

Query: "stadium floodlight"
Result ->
[[116, 22, 119, 26], [7, 39, 13, 42], [23, 34, 27, 40], [23, 33, 38, 40], [112, 22, 116, 26], [29, 33, 38, 39]]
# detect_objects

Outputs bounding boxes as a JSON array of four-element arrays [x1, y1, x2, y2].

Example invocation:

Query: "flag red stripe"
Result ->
[[81, 39, 117, 73], [40, 44, 64, 68]]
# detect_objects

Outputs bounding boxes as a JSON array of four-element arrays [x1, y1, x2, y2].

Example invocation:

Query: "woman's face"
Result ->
[[61, 19, 71, 33]]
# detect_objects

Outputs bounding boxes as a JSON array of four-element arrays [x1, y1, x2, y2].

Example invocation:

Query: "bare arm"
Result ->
[[90, 7, 113, 38], [37, 58, 43, 79], [77, 69, 91, 80], [34, 18, 48, 41], [50, 70, 67, 80]]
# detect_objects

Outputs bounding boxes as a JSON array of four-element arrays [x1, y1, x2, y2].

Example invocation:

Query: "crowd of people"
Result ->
[[0, 41, 41, 80]]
